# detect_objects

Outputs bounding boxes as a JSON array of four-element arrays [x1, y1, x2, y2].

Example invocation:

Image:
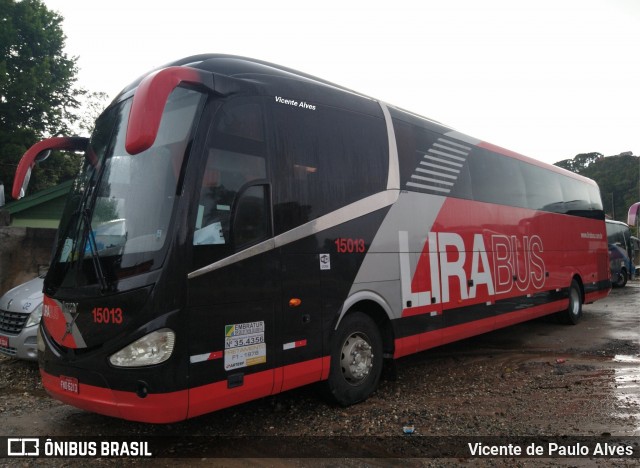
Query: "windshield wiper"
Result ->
[[80, 208, 109, 292]]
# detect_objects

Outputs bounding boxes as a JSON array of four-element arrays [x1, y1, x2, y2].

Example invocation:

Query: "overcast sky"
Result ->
[[42, 0, 640, 165]]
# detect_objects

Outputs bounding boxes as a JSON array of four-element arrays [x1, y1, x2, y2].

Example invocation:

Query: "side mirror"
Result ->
[[12, 137, 88, 199], [35, 149, 52, 163], [17, 167, 32, 199], [125, 66, 214, 155]]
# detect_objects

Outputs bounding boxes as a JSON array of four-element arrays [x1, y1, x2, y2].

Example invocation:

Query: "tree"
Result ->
[[69, 91, 109, 135], [0, 0, 83, 202], [554, 152, 603, 173], [556, 152, 639, 223]]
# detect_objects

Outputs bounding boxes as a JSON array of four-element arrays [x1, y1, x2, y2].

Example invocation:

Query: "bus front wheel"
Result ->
[[326, 312, 383, 406]]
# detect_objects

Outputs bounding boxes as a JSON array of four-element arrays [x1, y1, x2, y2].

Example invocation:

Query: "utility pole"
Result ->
[[611, 192, 615, 219]]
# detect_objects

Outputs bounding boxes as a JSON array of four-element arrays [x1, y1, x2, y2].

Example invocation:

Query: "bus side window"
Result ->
[[193, 152, 229, 245], [193, 98, 267, 246], [193, 149, 267, 246], [231, 184, 270, 248], [271, 103, 387, 234]]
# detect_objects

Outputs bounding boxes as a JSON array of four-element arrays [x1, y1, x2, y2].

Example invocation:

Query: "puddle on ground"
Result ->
[[613, 354, 640, 435]]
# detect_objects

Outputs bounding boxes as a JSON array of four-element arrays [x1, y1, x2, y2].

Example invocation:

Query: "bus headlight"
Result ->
[[109, 328, 175, 367]]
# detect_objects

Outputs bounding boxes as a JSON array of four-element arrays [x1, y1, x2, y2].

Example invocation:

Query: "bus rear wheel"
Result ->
[[326, 312, 383, 406], [558, 279, 582, 325]]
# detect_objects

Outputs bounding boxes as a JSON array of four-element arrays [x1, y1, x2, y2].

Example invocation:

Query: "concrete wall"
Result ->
[[0, 227, 56, 295]]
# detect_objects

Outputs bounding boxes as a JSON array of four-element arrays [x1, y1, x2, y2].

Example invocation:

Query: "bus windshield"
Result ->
[[47, 87, 205, 291]]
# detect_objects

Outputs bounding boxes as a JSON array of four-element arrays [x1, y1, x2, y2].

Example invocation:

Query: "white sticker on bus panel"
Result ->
[[319, 253, 331, 270], [224, 321, 267, 371]]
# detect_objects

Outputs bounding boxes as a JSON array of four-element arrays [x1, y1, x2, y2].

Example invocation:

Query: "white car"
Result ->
[[0, 276, 44, 361]]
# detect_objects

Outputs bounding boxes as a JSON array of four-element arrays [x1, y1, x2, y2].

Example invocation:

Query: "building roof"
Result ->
[[3, 180, 72, 228]]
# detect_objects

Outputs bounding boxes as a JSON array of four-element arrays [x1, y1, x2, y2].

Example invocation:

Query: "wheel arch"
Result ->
[[336, 291, 395, 358]]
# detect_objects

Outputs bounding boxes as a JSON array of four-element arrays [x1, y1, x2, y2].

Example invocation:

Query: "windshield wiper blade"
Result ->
[[81, 208, 109, 292]]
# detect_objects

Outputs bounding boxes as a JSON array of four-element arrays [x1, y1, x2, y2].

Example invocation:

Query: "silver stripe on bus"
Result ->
[[379, 102, 400, 190], [424, 155, 463, 168], [433, 142, 469, 155], [419, 161, 460, 174], [427, 149, 466, 162], [415, 167, 457, 179], [188, 238, 276, 279], [274, 190, 399, 247], [188, 190, 399, 279], [410, 174, 454, 186], [406, 182, 451, 193]]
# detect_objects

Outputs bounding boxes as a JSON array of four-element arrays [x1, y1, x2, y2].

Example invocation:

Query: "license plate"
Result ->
[[0, 336, 8, 348], [60, 376, 79, 394]]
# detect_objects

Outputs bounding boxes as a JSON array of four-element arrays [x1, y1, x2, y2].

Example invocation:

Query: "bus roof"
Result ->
[[112, 54, 599, 186]]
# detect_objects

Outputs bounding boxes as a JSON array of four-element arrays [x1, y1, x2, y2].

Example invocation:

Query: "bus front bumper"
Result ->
[[40, 369, 188, 423]]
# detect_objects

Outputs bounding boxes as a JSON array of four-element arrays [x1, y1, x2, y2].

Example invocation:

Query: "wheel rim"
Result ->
[[616, 271, 626, 287], [569, 287, 580, 316], [340, 332, 374, 385]]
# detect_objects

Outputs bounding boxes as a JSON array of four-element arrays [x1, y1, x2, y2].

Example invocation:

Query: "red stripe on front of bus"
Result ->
[[40, 369, 189, 423], [41, 357, 331, 423], [188, 356, 326, 419], [394, 300, 566, 358]]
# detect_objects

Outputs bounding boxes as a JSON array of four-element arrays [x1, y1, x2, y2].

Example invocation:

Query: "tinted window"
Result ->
[[521, 163, 564, 212], [560, 176, 590, 213], [388, 117, 602, 220], [194, 98, 267, 246], [468, 148, 527, 208], [606, 221, 631, 253], [271, 103, 387, 233], [587, 184, 604, 211]]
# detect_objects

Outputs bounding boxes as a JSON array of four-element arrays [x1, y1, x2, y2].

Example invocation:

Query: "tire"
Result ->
[[614, 269, 628, 288], [558, 279, 583, 325], [326, 312, 383, 406]]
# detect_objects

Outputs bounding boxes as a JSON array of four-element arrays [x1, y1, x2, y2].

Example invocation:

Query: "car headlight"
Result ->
[[26, 303, 43, 328], [109, 329, 175, 367]]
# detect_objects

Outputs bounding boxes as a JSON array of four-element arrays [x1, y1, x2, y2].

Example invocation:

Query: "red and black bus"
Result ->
[[13, 55, 610, 423]]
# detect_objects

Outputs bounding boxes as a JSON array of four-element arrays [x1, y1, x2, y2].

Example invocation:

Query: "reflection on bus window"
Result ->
[[194, 150, 266, 245]]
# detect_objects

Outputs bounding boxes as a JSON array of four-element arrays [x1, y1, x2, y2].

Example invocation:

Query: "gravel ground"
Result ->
[[0, 284, 638, 467]]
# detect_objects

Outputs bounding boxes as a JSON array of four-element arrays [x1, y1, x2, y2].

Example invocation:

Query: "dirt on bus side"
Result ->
[[1, 281, 638, 466]]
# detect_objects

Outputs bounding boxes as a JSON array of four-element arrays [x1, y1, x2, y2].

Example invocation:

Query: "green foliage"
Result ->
[[0, 0, 85, 202], [554, 152, 604, 172], [555, 152, 639, 223]]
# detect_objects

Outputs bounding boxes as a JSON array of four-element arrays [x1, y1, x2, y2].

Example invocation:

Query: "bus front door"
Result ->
[[186, 248, 279, 418]]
